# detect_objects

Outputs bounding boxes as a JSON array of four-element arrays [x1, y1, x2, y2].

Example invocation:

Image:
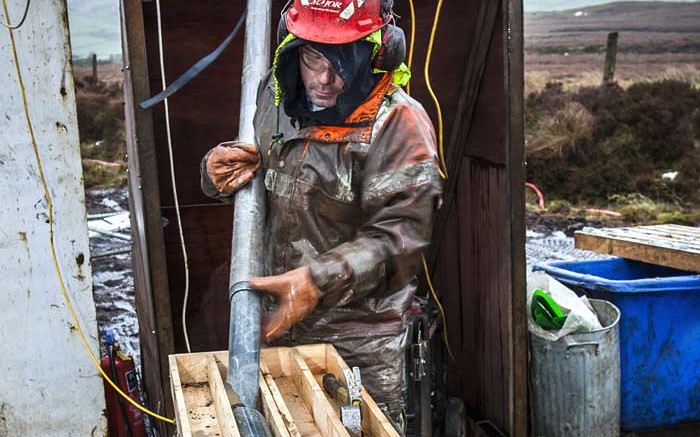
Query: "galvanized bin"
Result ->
[[530, 299, 621, 437]]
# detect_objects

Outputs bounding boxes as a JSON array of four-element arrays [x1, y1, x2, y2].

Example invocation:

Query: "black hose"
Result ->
[[138, 5, 247, 110], [0, 0, 31, 30]]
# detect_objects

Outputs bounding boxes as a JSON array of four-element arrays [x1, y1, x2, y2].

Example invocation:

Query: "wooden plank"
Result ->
[[121, 0, 175, 431], [275, 377, 322, 436], [438, 159, 511, 429], [322, 345, 400, 437], [289, 349, 350, 437], [506, 0, 529, 433], [291, 344, 328, 374], [358, 387, 399, 437], [429, 0, 504, 269], [591, 227, 700, 251], [624, 231, 700, 251], [207, 355, 240, 437], [575, 232, 700, 273], [310, 371, 400, 437], [662, 224, 700, 237], [260, 346, 296, 378], [169, 355, 193, 437], [602, 32, 619, 85], [215, 351, 297, 437], [174, 352, 209, 382], [171, 354, 223, 436], [651, 225, 700, 240], [585, 225, 700, 245], [261, 359, 300, 437], [259, 369, 295, 437]]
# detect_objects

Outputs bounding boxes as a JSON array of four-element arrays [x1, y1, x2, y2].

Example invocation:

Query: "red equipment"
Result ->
[[284, 0, 393, 44], [101, 331, 146, 437]]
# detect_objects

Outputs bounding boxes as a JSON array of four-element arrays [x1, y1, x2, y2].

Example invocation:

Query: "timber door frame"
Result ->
[[121, 0, 176, 432]]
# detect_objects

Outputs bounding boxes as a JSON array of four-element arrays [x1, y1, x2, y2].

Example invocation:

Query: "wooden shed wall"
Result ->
[[123, 0, 524, 434]]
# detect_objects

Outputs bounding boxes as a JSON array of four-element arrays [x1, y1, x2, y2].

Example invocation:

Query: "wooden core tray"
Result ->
[[575, 224, 700, 272], [169, 344, 400, 437]]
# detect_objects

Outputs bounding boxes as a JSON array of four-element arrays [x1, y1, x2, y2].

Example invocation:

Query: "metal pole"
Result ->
[[227, 1, 271, 410]]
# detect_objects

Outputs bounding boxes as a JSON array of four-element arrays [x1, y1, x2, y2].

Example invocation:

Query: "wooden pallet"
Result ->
[[169, 344, 400, 437], [574, 224, 700, 272]]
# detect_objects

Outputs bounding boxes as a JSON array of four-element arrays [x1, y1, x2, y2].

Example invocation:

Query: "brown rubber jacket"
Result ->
[[202, 72, 441, 404]]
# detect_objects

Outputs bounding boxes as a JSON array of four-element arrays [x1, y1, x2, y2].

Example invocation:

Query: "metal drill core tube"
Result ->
[[227, 0, 271, 410]]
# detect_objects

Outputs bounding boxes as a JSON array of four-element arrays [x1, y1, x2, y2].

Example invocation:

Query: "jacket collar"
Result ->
[[295, 73, 394, 144]]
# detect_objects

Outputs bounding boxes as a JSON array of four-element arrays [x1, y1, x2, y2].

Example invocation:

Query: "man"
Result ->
[[201, 0, 441, 422]]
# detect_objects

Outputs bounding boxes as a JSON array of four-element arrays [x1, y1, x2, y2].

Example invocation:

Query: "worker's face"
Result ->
[[299, 45, 345, 108]]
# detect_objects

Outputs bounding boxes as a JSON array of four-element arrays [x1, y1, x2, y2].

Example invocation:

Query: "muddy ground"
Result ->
[[526, 210, 612, 266], [86, 187, 141, 369]]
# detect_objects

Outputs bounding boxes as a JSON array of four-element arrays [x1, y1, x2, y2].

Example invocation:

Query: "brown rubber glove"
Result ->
[[205, 141, 261, 195], [250, 267, 320, 342]]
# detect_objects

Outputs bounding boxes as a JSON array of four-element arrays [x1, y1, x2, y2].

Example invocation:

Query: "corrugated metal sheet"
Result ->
[[0, 0, 106, 435], [531, 299, 621, 437]]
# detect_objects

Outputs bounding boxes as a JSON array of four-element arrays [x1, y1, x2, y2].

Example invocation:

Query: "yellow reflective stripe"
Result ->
[[373, 62, 412, 87], [364, 29, 383, 59], [273, 33, 297, 106]]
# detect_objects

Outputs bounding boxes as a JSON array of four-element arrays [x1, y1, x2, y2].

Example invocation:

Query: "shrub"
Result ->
[[75, 78, 125, 163], [527, 102, 594, 155], [82, 160, 127, 189], [619, 80, 700, 165], [526, 79, 700, 207]]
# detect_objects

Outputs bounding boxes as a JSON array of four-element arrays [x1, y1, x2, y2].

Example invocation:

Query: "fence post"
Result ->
[[91, 53, 98, 83], [602, 32, 619, 85]]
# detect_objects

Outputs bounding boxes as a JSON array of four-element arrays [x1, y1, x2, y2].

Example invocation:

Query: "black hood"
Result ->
[[275, 38, 381, 127]]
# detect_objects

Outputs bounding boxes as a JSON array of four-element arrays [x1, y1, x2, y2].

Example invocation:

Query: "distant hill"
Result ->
[[562, 0, 700, 14], [525, 1, 700, 54], [65, 0, 700, 59], [525, 0, 698, 11], [527, 1, 700, 29]]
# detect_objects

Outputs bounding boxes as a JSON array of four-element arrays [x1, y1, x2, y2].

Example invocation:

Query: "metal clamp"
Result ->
[[343, 367, 362, 405], [342, 367, 363, 437]]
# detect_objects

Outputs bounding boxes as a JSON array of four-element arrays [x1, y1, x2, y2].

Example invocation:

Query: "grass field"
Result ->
[[525, 1, 700, 93]]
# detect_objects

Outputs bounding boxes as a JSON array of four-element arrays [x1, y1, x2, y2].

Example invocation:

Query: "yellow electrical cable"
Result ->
[[406, 0, 416, 95], [409, 0, 456, 364], [2, 0, 174, 425], [422, 255, 457, 364], [424, 0, 448, 179]]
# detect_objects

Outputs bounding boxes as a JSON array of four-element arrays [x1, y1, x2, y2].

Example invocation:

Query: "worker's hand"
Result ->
[[250, 267, 320, 342], [205, 141, 260, 195]]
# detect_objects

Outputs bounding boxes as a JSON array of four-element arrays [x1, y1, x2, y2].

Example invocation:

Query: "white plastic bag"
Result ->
[[527, 271, 602, 341]]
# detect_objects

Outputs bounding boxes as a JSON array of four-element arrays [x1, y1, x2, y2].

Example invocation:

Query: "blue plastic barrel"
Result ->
[[533, 258, 700, 431]]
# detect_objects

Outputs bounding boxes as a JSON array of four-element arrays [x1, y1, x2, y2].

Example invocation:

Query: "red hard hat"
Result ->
[[285, 0, 392, 44]]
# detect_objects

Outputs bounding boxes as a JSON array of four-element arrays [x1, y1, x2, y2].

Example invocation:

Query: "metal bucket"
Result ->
[[530, 299, 621, 437]]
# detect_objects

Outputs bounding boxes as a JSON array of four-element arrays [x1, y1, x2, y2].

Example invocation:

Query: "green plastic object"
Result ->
[[532, 289, 568, 330]]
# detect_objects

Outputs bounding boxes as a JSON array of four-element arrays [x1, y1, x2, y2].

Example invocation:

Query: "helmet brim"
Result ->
[[286, 13, 385, 45]]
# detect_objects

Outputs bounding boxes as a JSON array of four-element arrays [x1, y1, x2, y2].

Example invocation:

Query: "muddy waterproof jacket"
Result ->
[[202, 72, 441, 404]]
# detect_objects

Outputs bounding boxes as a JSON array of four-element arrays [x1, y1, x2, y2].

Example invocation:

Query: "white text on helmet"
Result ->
[[307, 0, 343, 12]]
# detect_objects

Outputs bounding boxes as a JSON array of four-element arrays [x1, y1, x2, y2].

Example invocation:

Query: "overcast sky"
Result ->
[[65, 0, 700, 57], [525, 0, 698, 11]]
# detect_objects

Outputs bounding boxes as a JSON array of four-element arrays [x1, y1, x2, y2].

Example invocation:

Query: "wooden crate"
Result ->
[[169, 344, 400, 437]]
